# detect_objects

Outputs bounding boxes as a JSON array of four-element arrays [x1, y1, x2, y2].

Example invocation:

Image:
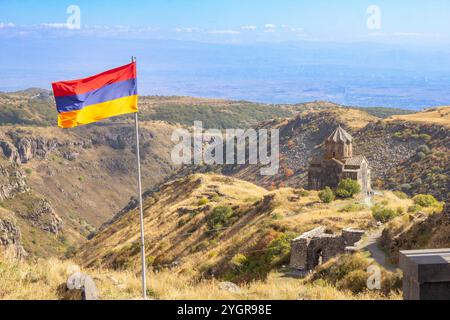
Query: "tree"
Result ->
[[336, 179, 361, 198], [319, 187, 335, 203]]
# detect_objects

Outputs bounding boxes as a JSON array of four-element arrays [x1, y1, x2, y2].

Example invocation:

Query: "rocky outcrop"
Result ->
[[16, 137, 58, 163], [0, 162, 29, 201], [0, 141, 20, 164], [0, 135, 59, 164], [0, 216, 27, 259]]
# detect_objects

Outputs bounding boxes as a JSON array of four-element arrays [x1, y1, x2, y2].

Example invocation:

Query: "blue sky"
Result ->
[[1, 1, 450, 109], [1, 0, 450, 44]]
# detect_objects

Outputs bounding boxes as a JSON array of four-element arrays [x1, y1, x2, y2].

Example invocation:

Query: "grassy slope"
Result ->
[[387, 106, 450, 127], [76, 174, 410, 282]]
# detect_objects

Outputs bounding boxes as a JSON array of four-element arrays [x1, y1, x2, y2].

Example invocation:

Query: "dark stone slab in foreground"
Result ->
[[399, 249, 450, 300]]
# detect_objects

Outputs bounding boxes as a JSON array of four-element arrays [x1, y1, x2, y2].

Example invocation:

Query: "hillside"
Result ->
[[76, 173, 409, 283], [0, 122, 179, 257], [387, 106, 450, 128]]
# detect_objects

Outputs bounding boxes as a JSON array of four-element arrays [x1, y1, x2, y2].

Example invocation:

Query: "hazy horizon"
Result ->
[[1, 1, 450, 110]]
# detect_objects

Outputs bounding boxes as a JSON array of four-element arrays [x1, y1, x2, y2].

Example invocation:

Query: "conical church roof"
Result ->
[[327, 126, 353, 143]]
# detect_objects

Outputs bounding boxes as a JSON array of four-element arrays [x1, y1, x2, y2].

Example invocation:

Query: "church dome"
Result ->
[[326, 126, 353, 143]]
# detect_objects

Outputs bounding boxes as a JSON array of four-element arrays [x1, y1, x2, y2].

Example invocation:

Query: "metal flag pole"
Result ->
[[132, 56, 148, 300]]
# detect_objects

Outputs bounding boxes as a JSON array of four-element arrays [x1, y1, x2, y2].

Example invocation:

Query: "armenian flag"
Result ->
[[52, 62, 138, 128]]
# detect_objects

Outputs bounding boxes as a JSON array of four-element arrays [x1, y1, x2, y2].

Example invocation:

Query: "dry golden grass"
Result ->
[[386, 106, 450, 127], [304, 108, 379, 130], [0, 254, 398, 300]]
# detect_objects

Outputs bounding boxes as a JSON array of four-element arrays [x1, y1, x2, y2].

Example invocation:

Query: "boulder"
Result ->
[[218, 281, 241, 294], [64, 272, 100, 300], [16, 138, 34, 163]]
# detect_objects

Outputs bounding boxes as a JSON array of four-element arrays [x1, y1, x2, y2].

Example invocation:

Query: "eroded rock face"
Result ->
[[0, 217, 27, 259], [0, 141, 20, 164], [0, 135, 59, 164], [0, 163, 29, 201], [24, 199, 63, 235]]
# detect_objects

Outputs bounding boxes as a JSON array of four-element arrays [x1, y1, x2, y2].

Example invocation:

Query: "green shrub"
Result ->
[[146, 256, 156, 266], [412, 194, 438, 207], [311, 253, 370, 285], [230, 253, 247, 271], [25, 168, 32, 175], [198, 197, 209, 206], [225, 232, 295, 282], [338, 270, 369, 294], [177, 218, 188, 228], [400, 184, 412, 192], [336, 179, 360, 199], [296, 189, 310, 197], [417, 145, 431, 154], [415, 152, 426, 161], [64, 245, 77, 259], [408, 204, 423, 213], [339, 203, 366, 213], [372, 204, 398, 223], [319, 187, 335, 203], [264, 232, 295, 266], [393, 191, 408, 199], [207, 206, 233, 230]]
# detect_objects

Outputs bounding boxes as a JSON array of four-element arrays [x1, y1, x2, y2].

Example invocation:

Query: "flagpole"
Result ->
[[132, 56, 148, 300]]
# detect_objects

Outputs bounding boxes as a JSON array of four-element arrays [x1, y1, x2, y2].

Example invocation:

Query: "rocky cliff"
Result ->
[[0, 210, 27, 259]]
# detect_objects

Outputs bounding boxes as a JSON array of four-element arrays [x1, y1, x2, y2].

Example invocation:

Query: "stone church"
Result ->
[[308, 126, 371, 193]]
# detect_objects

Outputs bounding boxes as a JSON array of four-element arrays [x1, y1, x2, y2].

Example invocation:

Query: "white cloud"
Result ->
[[40, 23, 71, 29], [241, 25, 257, 30], [290, 27, 304, 32], [0, 22, 16, 29], [264, 24, 277, 32], [175, 27, 199, 33], [208, 29, 241, 35]]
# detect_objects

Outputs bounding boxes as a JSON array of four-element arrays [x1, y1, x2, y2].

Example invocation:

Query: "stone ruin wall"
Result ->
[[290, 227, 365, 271]]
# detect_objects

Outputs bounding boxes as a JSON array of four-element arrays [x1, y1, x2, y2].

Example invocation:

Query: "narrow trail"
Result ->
[[356, 227, 397, 272]]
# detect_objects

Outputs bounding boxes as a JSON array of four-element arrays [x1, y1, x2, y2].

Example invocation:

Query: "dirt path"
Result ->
[[356, 227, 397, 272]]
